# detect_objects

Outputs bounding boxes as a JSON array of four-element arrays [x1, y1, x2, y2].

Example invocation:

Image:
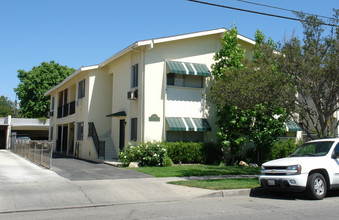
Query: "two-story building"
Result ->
[[45, 28, 256, 161]]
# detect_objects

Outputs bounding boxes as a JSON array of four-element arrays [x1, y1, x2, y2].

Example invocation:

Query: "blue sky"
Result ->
[[0, 0, 337, 101]]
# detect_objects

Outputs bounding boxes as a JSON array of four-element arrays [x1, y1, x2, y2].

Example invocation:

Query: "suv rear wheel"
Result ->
[[307, 173, 327, 200]]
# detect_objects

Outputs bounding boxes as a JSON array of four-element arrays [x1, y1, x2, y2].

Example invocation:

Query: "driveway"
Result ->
[[0, 151, 218, 213], [51, 154, 152, 180]]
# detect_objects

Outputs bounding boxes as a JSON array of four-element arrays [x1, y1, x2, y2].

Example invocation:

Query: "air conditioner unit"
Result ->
[[133, 89, 138, 99], [127, 91, 136, 100]]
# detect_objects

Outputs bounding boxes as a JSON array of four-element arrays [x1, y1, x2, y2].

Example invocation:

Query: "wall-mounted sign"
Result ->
[[149, 114, 160, 122]]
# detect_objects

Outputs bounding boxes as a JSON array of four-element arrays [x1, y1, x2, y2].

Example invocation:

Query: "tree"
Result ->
[[14, 61, 75, 118], [0, 96, 14, 117], [279, 10, 339, 139], [209, 26, 288, 164]]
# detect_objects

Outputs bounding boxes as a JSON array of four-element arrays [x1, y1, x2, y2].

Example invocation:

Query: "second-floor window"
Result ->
[[131, 64, 138, 88], [51, 97, 55, 111], [78, 79, 85, 99]]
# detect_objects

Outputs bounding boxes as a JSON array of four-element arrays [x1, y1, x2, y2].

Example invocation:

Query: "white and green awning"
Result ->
[[286, 121, 302, 132], [166, 117, 211, 132], [166, 61, 211, 77]]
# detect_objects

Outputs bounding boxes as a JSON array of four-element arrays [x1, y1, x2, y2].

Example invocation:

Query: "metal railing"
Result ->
[[88, 122, 105, 159], [12, 140, 53, 169]]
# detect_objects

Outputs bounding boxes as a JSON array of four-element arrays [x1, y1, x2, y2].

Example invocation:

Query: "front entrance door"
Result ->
[[119, 119, 125, 150]]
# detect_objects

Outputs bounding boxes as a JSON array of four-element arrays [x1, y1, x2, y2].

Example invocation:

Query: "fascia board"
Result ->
[[99, 43, 138, 67], [44, 65, 98, 96], [237, 34, 256, 45], [99, 28, 256, 68]]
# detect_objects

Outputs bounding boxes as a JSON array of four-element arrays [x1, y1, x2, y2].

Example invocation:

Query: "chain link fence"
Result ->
[[12, 140, 54, 169]]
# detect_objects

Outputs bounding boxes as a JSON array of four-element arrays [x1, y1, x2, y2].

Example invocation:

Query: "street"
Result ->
[[2, 150, 339, 219], [3, 194, 339, 220]]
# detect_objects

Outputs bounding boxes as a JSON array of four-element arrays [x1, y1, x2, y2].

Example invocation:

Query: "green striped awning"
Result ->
[[286, 121, 302, 132], [166, 61, 211, 77], [166, 117, 211, 132]]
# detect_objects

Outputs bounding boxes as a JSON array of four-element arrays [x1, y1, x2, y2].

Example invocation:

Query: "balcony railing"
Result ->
[[57, 101, 76, 119], [63, 103, 69, 117], [70, 101, 75, 115]]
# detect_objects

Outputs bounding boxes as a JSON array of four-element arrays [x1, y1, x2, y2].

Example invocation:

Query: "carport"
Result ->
[[0, 116, 49, 149]]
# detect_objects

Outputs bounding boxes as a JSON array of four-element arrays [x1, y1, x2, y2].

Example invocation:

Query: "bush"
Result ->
[[165, 142, 206, 164], [270, 138, 302, 160], [120, 141, 222, 166], [119, 142, 169, 167], [202, 142, 223, 165]]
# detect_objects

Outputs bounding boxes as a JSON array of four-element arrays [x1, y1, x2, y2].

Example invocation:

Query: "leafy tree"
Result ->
[[246, 104, 287, 163], [0, 96, 14, 117], [279, 10, 339, 139], [216, 105, 250, 164], [14, 61, 75, 118], [209, 26, 288, 164]]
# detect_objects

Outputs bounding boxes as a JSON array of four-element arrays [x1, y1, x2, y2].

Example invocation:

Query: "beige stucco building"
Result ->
[[45, 28, 256, 161]]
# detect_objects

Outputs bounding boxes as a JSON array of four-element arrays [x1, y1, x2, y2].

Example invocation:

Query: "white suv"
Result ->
[[259, 138, 339, 199]]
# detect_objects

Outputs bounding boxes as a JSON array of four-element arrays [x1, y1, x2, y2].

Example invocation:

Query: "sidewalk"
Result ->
[[0, 150, 258, 214]]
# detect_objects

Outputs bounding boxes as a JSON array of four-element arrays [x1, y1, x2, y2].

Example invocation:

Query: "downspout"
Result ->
[[163, 61, 167, 141], [131, 41, 154, 143]]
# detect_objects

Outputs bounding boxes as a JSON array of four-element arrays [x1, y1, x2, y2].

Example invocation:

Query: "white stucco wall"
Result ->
[[142, 34, 223, 142]]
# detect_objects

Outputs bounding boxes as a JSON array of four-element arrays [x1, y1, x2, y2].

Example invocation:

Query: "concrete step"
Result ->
[[100, 137, 118, 160]]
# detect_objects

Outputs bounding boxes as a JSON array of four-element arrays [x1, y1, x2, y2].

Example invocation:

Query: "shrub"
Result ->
[[202, 142, 223, 165], [120, 141, 223, 166], [165, 142, 206, 164], [270, 138, 302, 160], [119, 142, 168, 167]]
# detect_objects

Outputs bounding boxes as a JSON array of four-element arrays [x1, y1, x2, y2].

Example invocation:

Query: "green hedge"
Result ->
[[119, 141, 222, 166], [164, 142, 205, 164]]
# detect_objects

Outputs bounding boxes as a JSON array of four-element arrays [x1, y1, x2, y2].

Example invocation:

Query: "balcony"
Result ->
[[57, 101, 76, 119]]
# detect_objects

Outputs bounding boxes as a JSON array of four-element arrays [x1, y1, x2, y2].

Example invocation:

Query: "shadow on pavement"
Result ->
[[250, 187, 339, 200], [250, 187, 310, 200]]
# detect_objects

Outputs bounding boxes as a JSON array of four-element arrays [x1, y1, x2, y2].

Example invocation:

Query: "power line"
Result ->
[[187, 0, 339, 27], [234, 0, 333, 20]]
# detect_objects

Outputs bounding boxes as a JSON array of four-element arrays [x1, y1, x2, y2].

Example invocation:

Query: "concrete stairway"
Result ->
[[100, 137, 118, 160]]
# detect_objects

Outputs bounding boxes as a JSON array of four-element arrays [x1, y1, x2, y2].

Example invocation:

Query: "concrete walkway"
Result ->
[[1, 150, 251, 214]]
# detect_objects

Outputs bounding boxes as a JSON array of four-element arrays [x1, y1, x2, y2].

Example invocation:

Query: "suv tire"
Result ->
[[307, 173, 327, 200]]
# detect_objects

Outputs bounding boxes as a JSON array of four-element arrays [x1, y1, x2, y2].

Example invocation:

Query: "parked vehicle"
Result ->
[[259, 138, 339, 199]]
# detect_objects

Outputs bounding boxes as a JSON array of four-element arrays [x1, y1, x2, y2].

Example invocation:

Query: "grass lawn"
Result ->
[[128, 164, 260, 177], [168, 178, 260, 190]]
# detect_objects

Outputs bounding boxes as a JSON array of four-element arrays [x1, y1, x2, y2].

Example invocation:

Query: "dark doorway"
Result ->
[[0, 126, 7, 149], [57, 126, 62, 152], [119, 119, 125, 150], [62, 126, 68, 153]]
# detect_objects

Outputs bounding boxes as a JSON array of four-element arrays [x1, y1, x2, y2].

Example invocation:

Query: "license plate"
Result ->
[[268, 179, 275, 186]]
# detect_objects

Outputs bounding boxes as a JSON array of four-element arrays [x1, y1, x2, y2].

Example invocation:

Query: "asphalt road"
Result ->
[[51, 154, 152, 180], [3, 151, 339, 219], [3, 192, 339, 220]]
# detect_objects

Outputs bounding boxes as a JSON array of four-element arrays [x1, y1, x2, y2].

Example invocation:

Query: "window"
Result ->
[[49, 127, 53, 141], [51, 97, 55, 111], [77, 122, 84, 141], [78, 79, 85, 99], [167, 73, 203, 88], [131, 118, 137, 141], [166, 131, 204, 142], [131, 64, 138, 88]]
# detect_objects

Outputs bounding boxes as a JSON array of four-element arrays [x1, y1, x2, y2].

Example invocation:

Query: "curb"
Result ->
[[202, 187, 266, 198]]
